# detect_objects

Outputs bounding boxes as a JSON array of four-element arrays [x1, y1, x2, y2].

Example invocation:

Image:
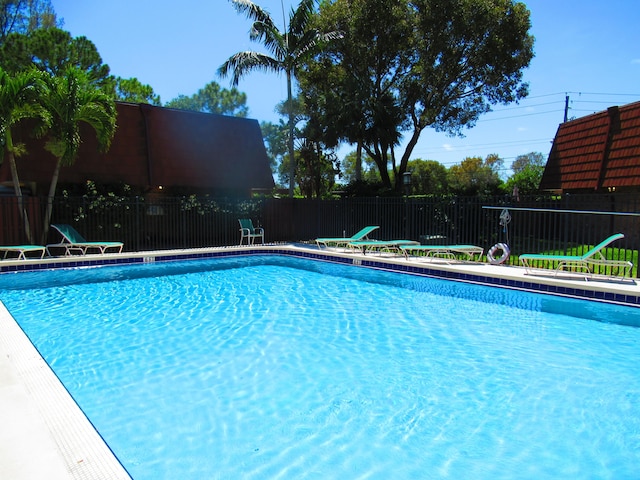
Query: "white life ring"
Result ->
[[487, 243, 510, 265]]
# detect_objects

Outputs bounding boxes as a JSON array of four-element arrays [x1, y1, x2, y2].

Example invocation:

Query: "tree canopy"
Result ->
[[505, 151, 546, 195], [0, 27, 111, 88], [407, 159, 449, 196], [114, 76, 161, 105], [511, 151, 545, 174], [447, 154, 504, 196], [0, 0, 59, 44], [165, 81, 247, 116], [303, 0, 534, 192]]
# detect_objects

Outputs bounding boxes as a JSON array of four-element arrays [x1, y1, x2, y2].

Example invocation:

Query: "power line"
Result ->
[[491, 100, 564, 112], [406, 92, 638, 164], [564, 91, 640, 97], [480, 109, 563, 122]]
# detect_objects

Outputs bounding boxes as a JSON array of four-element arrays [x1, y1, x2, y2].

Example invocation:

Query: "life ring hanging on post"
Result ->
[[487, 243, 510, 265]]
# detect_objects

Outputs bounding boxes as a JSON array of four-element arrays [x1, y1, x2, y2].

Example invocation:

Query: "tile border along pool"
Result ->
[[1, 244, 639, 480]]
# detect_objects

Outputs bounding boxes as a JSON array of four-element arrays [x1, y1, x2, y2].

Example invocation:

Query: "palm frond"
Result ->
[[231, 0, 276, 30], [250, 20, 287, 59], [288, 0, 316, 37], [219, 51, 283, 86], [43, 66, 117, 166]]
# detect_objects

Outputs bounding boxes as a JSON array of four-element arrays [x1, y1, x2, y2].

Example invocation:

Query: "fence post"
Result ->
[[563, 193, 570, 252]]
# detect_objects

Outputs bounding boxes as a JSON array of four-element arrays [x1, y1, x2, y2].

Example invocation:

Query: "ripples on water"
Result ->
[[1, 256, 640, 479]]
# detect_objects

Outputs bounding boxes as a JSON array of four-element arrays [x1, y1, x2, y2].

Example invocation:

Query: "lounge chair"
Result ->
[[46, 224, 124, 255], [348, 239, 420, 255], [400, 244, 484, 262], [519, 233, 633, 278], [238, 219, 264, 245], [316, 226, 380, 249], [0, 245, 46, 260]]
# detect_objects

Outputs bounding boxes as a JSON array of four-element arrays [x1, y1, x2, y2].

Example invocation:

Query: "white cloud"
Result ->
[[632, 59, 640, 65], [442, 143, 454, 151]]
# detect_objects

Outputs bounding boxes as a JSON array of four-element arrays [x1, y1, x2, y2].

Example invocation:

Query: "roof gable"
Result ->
[[540, 100, 640, 192], [1, 102, 274, 196]]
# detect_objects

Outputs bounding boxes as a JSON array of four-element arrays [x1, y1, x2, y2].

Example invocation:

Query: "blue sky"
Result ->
[[52, 0, 640, 175]]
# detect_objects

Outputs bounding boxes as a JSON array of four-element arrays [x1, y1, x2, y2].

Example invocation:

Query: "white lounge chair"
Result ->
[[400, 244, 484, 262], [0, 245, 46, 260], [348, 239, 420, 255], [316, 226, 380, 249], [46, 224, 123, 255], [519, 233, 632, 278]]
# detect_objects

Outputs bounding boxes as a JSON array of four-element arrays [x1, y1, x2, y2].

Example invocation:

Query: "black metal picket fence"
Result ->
[[2, 192, 639, 275]]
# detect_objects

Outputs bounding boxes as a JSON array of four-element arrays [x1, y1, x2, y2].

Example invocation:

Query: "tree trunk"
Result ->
[[396, 126, 423, 191], [355, 141, 362, 182], [6, 141, 32, 244], [41, 158, 62, 244], [287, 70, 296, 197]]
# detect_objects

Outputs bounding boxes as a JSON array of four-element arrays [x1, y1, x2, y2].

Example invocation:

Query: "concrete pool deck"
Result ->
[[1, 244, 639, 480]]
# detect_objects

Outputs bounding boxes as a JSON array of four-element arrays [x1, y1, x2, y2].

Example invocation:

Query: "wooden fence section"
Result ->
[[1, 193, 639, 274]]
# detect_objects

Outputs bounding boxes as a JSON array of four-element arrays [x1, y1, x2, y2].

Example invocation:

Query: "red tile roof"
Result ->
[[540, 100, 640, 192]]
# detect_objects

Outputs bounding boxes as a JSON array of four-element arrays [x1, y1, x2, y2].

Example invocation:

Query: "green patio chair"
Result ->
[[238, 219, 264, 245]]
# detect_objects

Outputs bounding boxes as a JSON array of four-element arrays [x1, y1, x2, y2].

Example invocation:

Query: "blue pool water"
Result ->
[[1, 256, 640, 479]]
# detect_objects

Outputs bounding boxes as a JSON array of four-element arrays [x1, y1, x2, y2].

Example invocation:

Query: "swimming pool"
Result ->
[[1, 255, 639, 479]]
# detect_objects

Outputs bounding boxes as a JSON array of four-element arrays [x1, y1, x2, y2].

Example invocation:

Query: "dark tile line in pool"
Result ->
[[327, 254, 640, 307], [0, 256, 141, 273], [2, 248, 639, 306]]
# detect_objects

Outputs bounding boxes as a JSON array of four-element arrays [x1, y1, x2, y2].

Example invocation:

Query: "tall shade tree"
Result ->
[[0, 0, 59, 44], [40, 66, 117, 243], [447, 154, 503, 196], [0, 67, 49, 243], [114, 76, 161, 105], [305, 0, 534, 192], [0, 27, 111, 88], [165, 81, 248, 116], [218, 0, 341, 196], [407, 159, 448, 195]]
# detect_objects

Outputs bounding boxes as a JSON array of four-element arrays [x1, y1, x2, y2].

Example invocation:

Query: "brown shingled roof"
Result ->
[[540, 100, 640, 192], [0, 102, 275, 197]]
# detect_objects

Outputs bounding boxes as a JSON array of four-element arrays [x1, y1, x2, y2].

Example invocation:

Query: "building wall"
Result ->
[[0, 102, 274, 197]]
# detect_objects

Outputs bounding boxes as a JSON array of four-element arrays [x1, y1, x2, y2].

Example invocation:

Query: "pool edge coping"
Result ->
[[3, 243, 637, 307], [0, 301, 132, 480]]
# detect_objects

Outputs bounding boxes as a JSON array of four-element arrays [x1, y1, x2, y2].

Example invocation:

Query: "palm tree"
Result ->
[[0, 67, 49, 244], [218, 0, 341, 196], [40, 66, 117, 243]]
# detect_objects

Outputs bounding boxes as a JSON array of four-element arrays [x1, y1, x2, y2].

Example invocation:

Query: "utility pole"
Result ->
[[564, 94, 570, 122]]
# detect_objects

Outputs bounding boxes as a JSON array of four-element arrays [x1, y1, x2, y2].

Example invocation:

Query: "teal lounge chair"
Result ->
[[519, 233, 632, 278], [239, 219, 264, 245], [46, 224, 124, 255], [400, 244, 484, 262], [316, 226, 380, 249], [348, 239, 420, 255], [0, 245, 46, 260]]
